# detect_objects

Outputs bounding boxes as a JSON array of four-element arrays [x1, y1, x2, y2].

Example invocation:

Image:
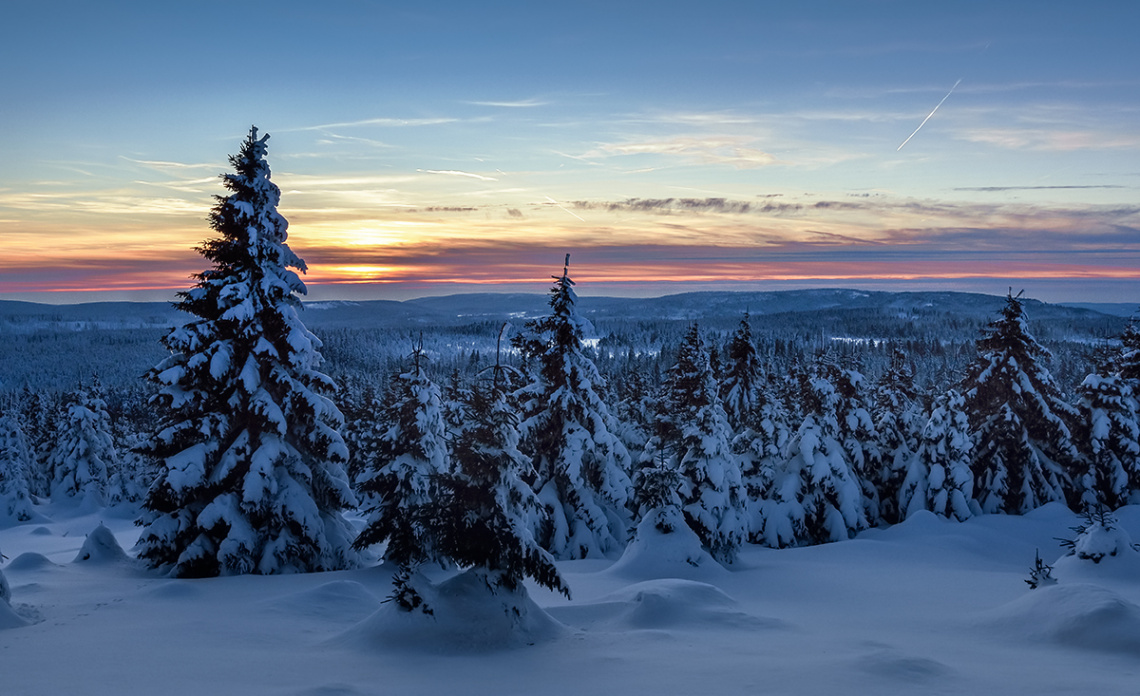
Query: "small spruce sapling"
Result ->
[[1025, 549, 1057, 589]]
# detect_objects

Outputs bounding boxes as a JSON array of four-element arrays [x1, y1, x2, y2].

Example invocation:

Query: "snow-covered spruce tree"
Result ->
[[441, 365, 473, 444], [107, 392, 158, 506], [611, 365, 658, 467], [759, 358, 868, 547], [819, 355, 880, 526], [632, 453, 686, 535], [871, 349, 923, 524], [720, 312, 761, 432], [353, 343, 450, 607], [48, 388, 115, 505], [0, 415, 35, 522], [721, 321, 791, 541], [433, 357, 570, 612], [136, 127, 356, 577], [1074, 372, 1139, 510], [513, 256, 632, 559], [107, 429, 153, 506], [642, 324, 747, 562], [962, 291, 1079, 515], [340, 377, 382, 489], [903, 389, 975, 521], [16, 386, 54, 498], [1119, 315, 1140, 386]]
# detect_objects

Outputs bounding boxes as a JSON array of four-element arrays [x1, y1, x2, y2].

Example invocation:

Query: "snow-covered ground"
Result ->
[[4, 503, 1140, 695]]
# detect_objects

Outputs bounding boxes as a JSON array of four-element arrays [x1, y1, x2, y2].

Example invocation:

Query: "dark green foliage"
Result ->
[[963, 292, 1079, 514], [433, 365, 569, 598]]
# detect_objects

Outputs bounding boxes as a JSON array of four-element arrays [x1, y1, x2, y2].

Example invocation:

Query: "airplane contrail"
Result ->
[[546, 195, 585, 222], [897, 79, 962, 151]]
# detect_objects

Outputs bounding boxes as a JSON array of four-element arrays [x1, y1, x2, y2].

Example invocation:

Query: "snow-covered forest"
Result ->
[[3, 129, 1140, 694]]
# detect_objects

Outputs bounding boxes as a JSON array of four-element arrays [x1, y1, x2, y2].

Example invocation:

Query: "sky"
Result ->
[[1, 0, 1137, 304]]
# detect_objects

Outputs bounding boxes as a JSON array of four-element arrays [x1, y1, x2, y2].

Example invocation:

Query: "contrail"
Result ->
[[897, 79, 962, 151], [546, 195, 585, 222]]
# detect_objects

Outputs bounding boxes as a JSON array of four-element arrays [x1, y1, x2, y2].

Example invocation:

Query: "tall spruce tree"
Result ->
[[433, 354, 570, 609], [871, 349, 922, 524], [758, 357, 869, 547], [354, 342, 450, 605], [1119, 315, 1140, 386], [0, 415, 35, 522], [136, 128, 357, 577], [904, 389, 975, 521], [16, 386, 53, 498], [1075, 372, 1139, 510], [721, 313, 761, 432], [962, 291, 1079, 514], [642, 324, 747, 562], [49, 388, 116, 505], [514, 256, 632, 559]]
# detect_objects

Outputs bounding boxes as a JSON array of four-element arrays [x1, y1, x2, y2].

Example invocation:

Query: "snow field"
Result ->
[[5, 502, 1140, 695]]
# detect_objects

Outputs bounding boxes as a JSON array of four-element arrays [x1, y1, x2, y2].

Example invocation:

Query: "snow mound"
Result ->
[[30, 526, 52, 536], [552, 578, 785, 632], [72, 523, 130, 564], [1054, 546, 1140, 584], [1051, 511, 1140, 583], [855, 647, 954, 682], [264, 580, 382, 622], [337, 570, 565, 652], [982, 583, 1140, 654], [605, 513, 727, 581], [5, 552, 58, 571]]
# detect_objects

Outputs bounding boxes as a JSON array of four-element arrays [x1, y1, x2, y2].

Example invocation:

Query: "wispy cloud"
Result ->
[[313, 133, 395, 149], [120, 157, 219, 172], [954, 185, 1127, 192], [282, 117, 460, 132], [585, 135, 780, 169], [467, 98, 549, 108], [956, 127, 1140, 151], [417, 169, 498, 182]]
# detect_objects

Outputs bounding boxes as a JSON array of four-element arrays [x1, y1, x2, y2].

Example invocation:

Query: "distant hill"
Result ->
[[0, 289, 1125, 394], [1059, 302, 1138, 318], [0, 288, 1122, 332]]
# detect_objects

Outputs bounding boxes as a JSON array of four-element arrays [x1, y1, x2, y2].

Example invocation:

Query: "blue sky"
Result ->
[[1, 0, 1137, 303]]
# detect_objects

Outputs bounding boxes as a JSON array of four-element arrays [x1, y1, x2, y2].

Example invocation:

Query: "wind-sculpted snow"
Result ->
[[549, 578, 785, 632], [980, 584, 1140, 654], [337, 568, 567, 652], [5, 503, 1140, 693], [73, 523, 130, 565]]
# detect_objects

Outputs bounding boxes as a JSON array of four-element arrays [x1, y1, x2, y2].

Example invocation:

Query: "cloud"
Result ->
[[281, 117, 460, 132], [585, 135, 780, 169], [956, 128, 1140, 151], [626, 111, 763, 127], [120, 157, 220, 173], [417, 169, 498, 182], [954, 185, 1127, 192], [467, 98, 549, 108], [573, 198, 761, 215], [313, 133, 395, 149]]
